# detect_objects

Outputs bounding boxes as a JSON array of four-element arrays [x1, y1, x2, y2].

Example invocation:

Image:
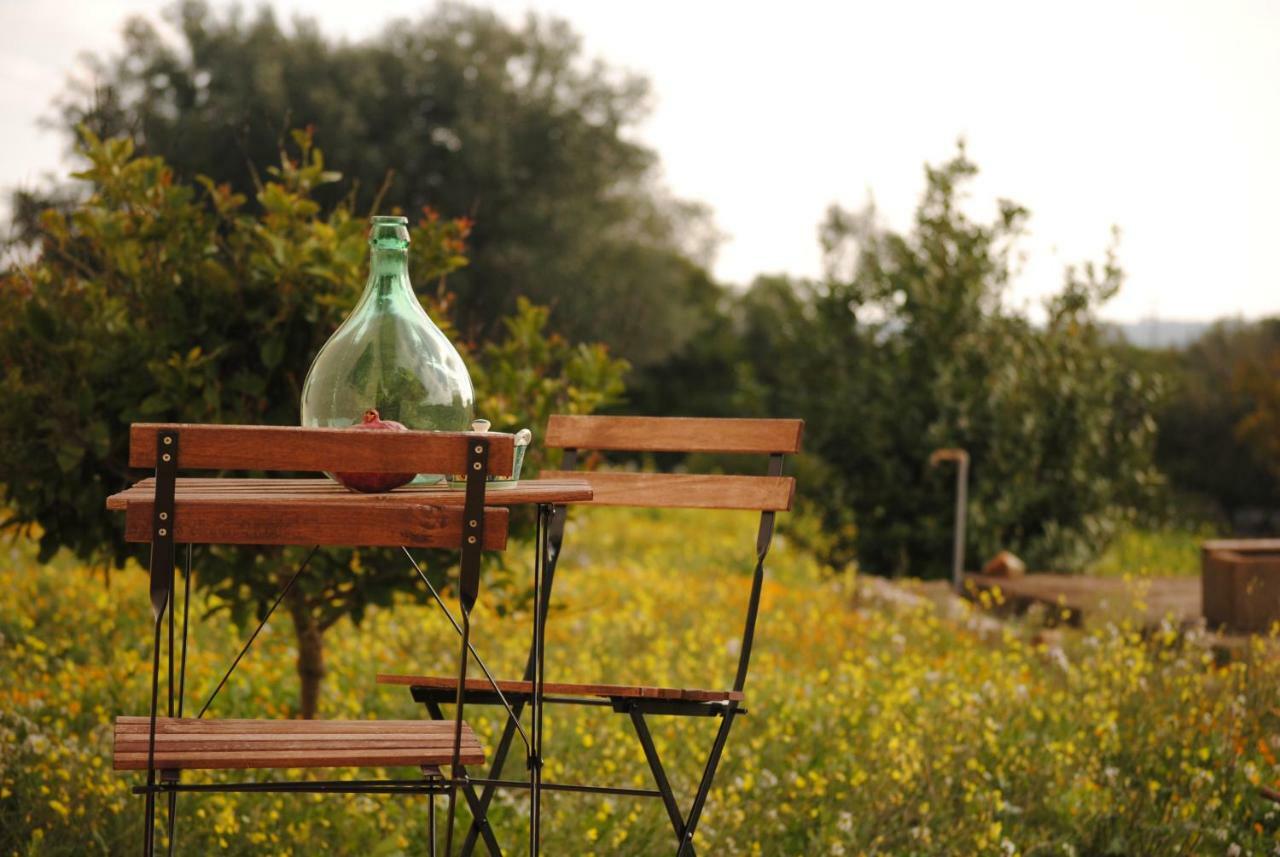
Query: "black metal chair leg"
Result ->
[[165, 788, 178, 857], [459, 505, 559, 857], [628, 710, 691, 851], [142, 790, 156, 857], [674, 710, 737, 857], [142, 605, 166, 857], [426, 701, 509, 857], [457, 770, 505, 857], [428, 782, 437, 857]]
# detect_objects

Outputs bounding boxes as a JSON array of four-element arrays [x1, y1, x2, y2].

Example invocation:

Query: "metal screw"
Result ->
[[467, 536, 477, 545], [472, 462, 482, 470], [158, 528, 168, 537], [474, 445, 483, 454], [162, 453, 172, 462], [469, 519, 478, 528], [159, 512, 168, 521], [163, 436, 173, 446]]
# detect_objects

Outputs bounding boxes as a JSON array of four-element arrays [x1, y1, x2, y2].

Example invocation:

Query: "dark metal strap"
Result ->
[[546, 448, 576, 563], [733, 454, 783, 693], [447, 436, 490, 856], [143, 430, 179, 857], [459, 438, 489, 613], [149, 432, 179, 619], [177, 544, 192, 717]]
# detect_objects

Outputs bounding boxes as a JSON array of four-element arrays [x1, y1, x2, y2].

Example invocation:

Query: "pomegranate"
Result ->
[[335, 409, 416, 493]]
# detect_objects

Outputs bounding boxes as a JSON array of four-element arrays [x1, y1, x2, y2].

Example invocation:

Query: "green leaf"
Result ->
[[260, 338, 285, 370]]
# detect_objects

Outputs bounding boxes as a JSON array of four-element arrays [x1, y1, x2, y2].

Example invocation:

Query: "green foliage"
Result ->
[[0, 127, 468, 566], [1152, 318, 1280, 524], [471, 298, 628, 473], [0, 129, 627, 713], [48, 0, 713, 367], [670, 146, 1162, 575], [1089, 525, 1221, 578]]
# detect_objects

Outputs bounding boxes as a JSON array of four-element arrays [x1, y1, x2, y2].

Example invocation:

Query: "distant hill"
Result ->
[[1108, 319, 1214, 349]]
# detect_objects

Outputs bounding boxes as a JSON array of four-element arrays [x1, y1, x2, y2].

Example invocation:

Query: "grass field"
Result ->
[[2, 510, 1278, 855], [1090, 526, 1221, 578]]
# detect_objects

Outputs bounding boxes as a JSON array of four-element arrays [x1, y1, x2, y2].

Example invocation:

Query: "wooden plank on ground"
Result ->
[[964, 572, 1201, 629]]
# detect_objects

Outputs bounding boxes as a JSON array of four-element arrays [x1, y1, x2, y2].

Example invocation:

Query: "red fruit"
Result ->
[[335, 408, 416, 493]]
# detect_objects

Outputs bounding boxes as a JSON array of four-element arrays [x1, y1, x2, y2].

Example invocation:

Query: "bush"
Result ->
[[0, 129, 627, 715]]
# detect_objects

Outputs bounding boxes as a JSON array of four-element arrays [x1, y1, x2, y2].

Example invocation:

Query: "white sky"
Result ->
[[2, 0, 1277, 321]]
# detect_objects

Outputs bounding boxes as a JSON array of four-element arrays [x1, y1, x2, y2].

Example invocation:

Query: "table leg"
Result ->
[[528, 505, 549, 856]]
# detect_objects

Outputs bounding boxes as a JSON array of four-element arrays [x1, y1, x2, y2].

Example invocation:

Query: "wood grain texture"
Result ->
[[112, 717, 484, 770], [122, 500, 509, 549], [106, 478, 593, 510], [540, 470, 794, 511], [545, 415, 803, 454], [376, 674, 744, 703], [129, 423, 515, 476]]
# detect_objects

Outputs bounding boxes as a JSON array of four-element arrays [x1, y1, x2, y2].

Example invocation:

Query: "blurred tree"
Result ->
[[1234, 324, 1280, 474], [41, 0, 713, 367], [0, 130, 627, 716], [1150, 318, 1280, 527], [682, 146, 1162, 575]]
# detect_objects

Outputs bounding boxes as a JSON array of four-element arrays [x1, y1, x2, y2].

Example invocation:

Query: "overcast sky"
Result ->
[[2, 0, 1277, 321]]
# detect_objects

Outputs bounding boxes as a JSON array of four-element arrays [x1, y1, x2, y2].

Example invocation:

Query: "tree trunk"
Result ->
[[287, 587, 325, 719]]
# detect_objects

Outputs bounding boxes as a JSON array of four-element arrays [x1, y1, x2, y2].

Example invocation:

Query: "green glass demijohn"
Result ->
[[300, 215, 475, 455]]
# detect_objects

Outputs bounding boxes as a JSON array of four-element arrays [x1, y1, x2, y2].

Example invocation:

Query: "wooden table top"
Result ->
[[105, 477, 592, 549], [107, 477, 593, 510]]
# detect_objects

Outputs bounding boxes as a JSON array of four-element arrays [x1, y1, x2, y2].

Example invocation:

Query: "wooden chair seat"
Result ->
[[376, 674, 744, 703], [113, 717, 484, 771]]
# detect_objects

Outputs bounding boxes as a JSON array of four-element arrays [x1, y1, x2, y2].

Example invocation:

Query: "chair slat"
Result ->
[[377, 674, 744, 703], [544, 415, 803, 455], [540, 471, 794, 511], [115, 717, 461, 732], [122, 500, 508, 549], [130, 423, 515, 476], [112, 717, 484, 771]]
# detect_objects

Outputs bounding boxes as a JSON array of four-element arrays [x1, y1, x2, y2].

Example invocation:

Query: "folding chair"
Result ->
[[380, 414, 802, 855], [107, 422, 515, 856]]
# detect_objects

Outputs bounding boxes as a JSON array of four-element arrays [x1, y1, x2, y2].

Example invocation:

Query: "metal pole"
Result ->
[[930, 449, 969, 594], [952, 454, 968, 594]]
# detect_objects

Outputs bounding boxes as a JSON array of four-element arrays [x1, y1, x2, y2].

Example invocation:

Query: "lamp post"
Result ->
[[930, 448, 969, 594]]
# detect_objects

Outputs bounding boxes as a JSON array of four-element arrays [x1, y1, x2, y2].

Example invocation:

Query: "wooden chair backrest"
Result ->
[[127, 423, 514, 550], [543, 415, 802, 511], [131, 423, 516, 477]]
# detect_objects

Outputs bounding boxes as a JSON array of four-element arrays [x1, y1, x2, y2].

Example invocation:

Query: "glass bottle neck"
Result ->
[[364, 248, 417, 306]]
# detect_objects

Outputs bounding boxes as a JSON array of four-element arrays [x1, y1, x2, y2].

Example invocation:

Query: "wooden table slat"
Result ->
[[107, 477, 593, 510], [106, 477, 591, 548]]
